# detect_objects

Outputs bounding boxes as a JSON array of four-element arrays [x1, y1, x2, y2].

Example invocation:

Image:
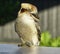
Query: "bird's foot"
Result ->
[[18, 43, 24, 47]]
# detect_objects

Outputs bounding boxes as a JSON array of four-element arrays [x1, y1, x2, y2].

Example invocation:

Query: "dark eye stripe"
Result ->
[[21, 8, 27, 13]]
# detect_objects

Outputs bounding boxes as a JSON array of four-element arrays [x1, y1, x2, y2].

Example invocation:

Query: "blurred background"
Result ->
[[0, 0, 60, 47]]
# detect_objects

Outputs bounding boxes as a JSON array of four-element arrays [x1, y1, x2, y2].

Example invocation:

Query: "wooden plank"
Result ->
[[52, 6, 57, 37], [42, 9, 48, 31], [57, 5, 60, 37]]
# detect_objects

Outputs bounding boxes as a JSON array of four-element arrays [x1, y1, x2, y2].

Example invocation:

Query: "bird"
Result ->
[[15, 3, 41, 47]]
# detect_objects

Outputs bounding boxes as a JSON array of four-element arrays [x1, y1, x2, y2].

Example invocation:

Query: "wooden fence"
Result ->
[[39, 5, 60, 37], [0, 5, 60, 42]]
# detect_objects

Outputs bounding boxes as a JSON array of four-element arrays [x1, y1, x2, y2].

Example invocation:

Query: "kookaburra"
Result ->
[[15, 3, 41, 47]]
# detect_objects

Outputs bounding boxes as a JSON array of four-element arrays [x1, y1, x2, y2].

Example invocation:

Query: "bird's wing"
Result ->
[[35, 21, 41, 41], [15, 21, 21, 37], [31, 14, 41, 41]]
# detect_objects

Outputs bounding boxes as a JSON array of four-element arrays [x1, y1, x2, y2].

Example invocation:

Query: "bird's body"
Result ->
[[15, 3, 41, 47]]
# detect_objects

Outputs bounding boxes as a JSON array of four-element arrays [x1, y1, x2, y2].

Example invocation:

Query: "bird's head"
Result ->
[[20, 3, 38, 14]]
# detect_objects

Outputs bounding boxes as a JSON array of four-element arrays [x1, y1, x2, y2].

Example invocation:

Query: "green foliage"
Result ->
[[51, 37, 60, 47], [40, 31, 60, 47]]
